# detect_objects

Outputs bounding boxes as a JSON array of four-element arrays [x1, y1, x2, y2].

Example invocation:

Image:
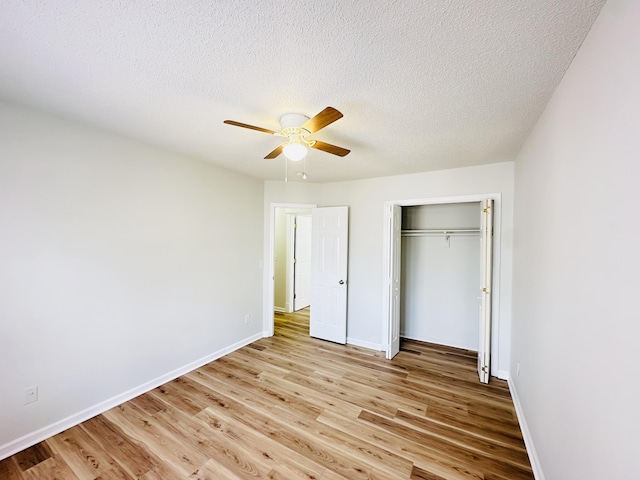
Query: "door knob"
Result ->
[[339, 280, 345, 285]]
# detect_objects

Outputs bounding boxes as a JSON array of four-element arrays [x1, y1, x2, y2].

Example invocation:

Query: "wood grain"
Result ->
[[0, 308, 533, 479]]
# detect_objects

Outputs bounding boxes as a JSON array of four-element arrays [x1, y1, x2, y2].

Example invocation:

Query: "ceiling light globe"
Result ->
[[283, 142, 308, 162]]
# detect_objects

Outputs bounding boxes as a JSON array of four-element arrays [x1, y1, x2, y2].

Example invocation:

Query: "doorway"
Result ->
[[273, 207, 312, 313], [265, 203, 349, 344], [264, 203, 317, 337]]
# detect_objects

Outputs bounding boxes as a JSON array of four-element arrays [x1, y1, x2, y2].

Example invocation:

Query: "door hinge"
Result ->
[[294, 294, 297, 299], [294, 223, 297, 228], [483, 206, 491, 213], [293, 258, 297, 264], [482, 287, 489, 293], [481, 366, 488, 373]]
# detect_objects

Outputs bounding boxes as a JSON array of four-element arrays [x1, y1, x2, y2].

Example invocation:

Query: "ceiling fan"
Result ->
[[224, 106, 350, 162]]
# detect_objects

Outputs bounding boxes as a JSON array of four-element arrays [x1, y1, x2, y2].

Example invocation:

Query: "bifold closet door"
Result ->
[[478, 199, 493, 384], [386, 204, 402, 359]]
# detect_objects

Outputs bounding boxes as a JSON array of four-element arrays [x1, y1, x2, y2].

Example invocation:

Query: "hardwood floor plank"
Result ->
[[425, 404, 524, 444], [129, 391, 168, 416], [196, 407, 326, 479], [151, 378, 208, 416], [81, 416, 159, 478], [94, 462, 134, 480], [13, 442, 52, 471], [21, 455, 79, 480], [0, 457, 23, 480], [192, 368, 412, 479], [1, 308, 533, 479], [359, 409, 533, 479], [189, 458, 246, 480], [317, 409, 485, 480], [152, 402, 271, 478], [198, 359, 324, 418], [189, 389, 374, 479], [192, 349, 359, 422], [394, 409, 530, 468], [410, 464, 449, 480], [281, 370, 403, 418], [102, 401, 209, 476], [45, 424, 118, 479], [139, 462, 189, 480]]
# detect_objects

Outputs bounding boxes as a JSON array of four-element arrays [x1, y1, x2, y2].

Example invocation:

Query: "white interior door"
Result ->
[[310, 206, 348, 344], [293, 215, 312, 311], [478, 199, 493, 383], [386, 204, 402, 359]]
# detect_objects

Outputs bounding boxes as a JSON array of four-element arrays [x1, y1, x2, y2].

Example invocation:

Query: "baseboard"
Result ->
[[508, 376, 546, 480], [347, 337, 382, 351], [0, 332, 264, 461]]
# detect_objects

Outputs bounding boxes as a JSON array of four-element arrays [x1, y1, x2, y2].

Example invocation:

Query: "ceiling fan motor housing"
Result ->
[[279, 113, 311, 136]]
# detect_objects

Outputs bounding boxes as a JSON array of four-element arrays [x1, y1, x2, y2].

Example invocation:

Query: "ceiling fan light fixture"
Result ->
[[283, 139, 308, 161]]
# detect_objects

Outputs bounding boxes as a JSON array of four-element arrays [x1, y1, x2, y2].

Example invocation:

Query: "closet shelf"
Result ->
[[401, 228, 480, 237]]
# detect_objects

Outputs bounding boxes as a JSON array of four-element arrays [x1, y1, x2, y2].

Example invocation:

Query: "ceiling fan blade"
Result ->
[[301, 107, 343, 134], [223, 120, 276, 135], [311, 140, 350, 157], [265, 144, 284, 159]]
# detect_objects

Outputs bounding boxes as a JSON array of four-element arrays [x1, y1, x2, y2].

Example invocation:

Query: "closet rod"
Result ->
[[401, 228, 480, 237]]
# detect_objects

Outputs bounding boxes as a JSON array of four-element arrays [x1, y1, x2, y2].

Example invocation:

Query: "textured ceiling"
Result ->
[[0, 0, 605, 183]]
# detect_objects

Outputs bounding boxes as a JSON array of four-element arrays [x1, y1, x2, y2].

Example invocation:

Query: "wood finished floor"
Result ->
[[0, 309, 533, 479]]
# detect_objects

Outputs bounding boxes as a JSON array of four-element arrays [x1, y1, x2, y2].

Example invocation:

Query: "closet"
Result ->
[[400, 202, 481, 351]]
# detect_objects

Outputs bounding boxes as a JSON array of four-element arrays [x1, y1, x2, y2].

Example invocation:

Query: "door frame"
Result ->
[[264, 203, 317, 337], [381, 193, 502, 376]]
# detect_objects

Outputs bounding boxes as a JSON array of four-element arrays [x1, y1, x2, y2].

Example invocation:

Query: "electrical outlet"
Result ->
[[244, 314, 251, 324], [517, 362, 521, 377], [24, 386, 38, 405]]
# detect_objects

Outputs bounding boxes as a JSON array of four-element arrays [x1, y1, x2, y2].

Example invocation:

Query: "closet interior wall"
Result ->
[[400, 202, 481, 351]]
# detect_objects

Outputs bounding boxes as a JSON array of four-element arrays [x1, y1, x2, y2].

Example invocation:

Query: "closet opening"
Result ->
[[383, 195, 497, 383], [401, 202, 481, 351]]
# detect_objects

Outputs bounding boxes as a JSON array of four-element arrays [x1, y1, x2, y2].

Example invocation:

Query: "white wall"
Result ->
[[273, 208, 287, 310], [510, 1, 640, 478], [0, 102, 264, 458], [264, 161, 514, 374], [401, 236, 480, 349], [403, 202, 480, 230]]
